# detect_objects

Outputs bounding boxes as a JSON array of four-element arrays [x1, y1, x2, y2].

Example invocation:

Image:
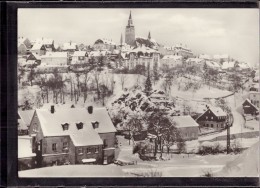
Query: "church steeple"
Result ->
[[125, 10, 135, 46], [148, 31, 151, 40], [127, 11, 133, 26]]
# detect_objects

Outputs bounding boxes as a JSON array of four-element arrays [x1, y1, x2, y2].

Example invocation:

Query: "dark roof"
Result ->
[[135, 37, 158, 48]]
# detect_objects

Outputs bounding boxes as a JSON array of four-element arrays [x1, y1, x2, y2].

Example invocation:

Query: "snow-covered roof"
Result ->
[[31, 43, 44, 51], [209, 107, 226, 117], [205, 60, 221, 68], [222, 61, 236, 69], [89, 50, 107, 57], [42, 52, 68, 58], [18, 110, 35, 129], [238, 62, 250, 69], [130, 45, 158, 54], [34, 38, 53, 45], [94, 39, 116, 45], [171, 115, 199, 128], [63, 42, 77, 50], [29, 53, 41, 60], [70, 126, 103, 146], [243, 99, 259, 111], [162, 55, 182, 60], [72, 51, 87, 57], [186, 58, 204, 64], [199, 54, 212, 60], [213, 54, 229, 59], [35, 107, 116, 137]]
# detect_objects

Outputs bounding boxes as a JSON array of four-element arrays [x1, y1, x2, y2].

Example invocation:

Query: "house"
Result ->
[[93, 39, 116, 52], [199, 54, 212, 61], [18, 110, 35, 135], [185, 57, 205, 71], [28, 106, 117, 167], [40, 52, 68, 67], [222, 61, 236, 71], [149, 91, 174, 107], [248, 91, 260, 109], [62, 41, 78, 55], [32, 38, 55, 52], [123, 45, 160, 71], [26, 53, 41, 66], [170, 115, 199, 141], [205, 60, 221, 71], [160, 55, 183, 69], [71, 51, 88, 65], [196, 106, 227, 130], [18, 37, 32, 49], [173, 44, 193, 59], [18, 43, 29, 55], [242, 99, 259, 115], [213, 54, 229, 64], [30, 43, 46, 56]]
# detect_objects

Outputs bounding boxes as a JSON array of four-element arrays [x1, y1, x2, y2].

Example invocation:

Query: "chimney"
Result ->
[[70, 41, 72, 45], [87, 106, 93, 114], [51, 105, 55, 114]]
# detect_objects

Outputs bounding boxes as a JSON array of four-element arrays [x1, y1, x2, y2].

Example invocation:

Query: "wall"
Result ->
[[75, 145, 103, 164], [198, 120, 226, 130], [41, 57, 68, 66], [42, 136, 70, 155], [42, 153, 70, 167], [177, 126, 199, 141], [18, 157, 36, 171], [99, 132, 116, 163]]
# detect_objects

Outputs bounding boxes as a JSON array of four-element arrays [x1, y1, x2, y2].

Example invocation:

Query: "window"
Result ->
[[211, 116, 213, 120], [78, 148, 83, 155], [76, 122, 83, 130], [206, 116, 208, 119], [86, 148, 91, 154], [52, 143, 57, 151], [95, 148, 98, 153], [63, 142, 68, 151], [62, 123, 69, 131], [103, 139, 107, 148], [211, 124, 213, 128]]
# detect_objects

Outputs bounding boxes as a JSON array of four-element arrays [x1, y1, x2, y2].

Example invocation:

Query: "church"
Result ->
[[120, 11, 160, 72]]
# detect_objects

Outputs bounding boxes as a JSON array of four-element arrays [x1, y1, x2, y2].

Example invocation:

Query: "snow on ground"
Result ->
[[116, 136, 238, 177], [18, 136, 35, 158], [168, 78, 232, 100], [19, 164, 129, 177], [215, 141, 259, 177]]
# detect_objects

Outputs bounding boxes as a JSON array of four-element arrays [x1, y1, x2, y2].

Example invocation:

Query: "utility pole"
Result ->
[[226, 113, 234, 154]]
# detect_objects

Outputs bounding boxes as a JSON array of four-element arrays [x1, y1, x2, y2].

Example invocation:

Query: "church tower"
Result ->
[[125, 11, 135, 46]]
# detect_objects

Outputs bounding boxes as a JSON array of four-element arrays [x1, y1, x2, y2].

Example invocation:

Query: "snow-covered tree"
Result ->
[[144, 71, 152, 96]]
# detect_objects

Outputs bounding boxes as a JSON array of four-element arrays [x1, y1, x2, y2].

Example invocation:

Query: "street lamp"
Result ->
[[226, 112, 234, 154]]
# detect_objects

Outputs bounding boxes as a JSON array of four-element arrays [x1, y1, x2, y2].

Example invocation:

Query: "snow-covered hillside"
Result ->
[[215, 141, 259, 177]]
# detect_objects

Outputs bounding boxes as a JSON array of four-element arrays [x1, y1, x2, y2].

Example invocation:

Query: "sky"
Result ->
[[18, 8, 259, 67]]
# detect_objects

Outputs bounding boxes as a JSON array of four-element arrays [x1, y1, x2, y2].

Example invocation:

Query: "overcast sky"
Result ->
[[18, 8, 259, 66]]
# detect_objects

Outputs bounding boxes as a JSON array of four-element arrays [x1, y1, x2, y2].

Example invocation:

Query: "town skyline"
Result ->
[[18, 8, 258, 67]]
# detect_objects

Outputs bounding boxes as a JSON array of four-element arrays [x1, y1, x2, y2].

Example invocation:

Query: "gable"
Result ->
[[197, 109, 218, 122]]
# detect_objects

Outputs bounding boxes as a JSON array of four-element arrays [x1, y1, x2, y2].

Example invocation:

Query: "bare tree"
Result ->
[[93, 70, 101, 99], [119, 74, 128, 90]]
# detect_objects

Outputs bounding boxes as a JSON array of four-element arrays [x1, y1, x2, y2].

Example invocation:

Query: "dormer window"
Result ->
[[92, 121, 99, 129], [62, 123, 69, 131], [76, 122, 83, 130]]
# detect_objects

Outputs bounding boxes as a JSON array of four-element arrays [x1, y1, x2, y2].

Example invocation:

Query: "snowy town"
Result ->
[[17, 10, 259, 177]]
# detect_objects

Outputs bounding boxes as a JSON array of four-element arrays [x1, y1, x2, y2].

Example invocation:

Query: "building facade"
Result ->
[[28, 106, 117, 167], [196, 107, 227, 130]]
